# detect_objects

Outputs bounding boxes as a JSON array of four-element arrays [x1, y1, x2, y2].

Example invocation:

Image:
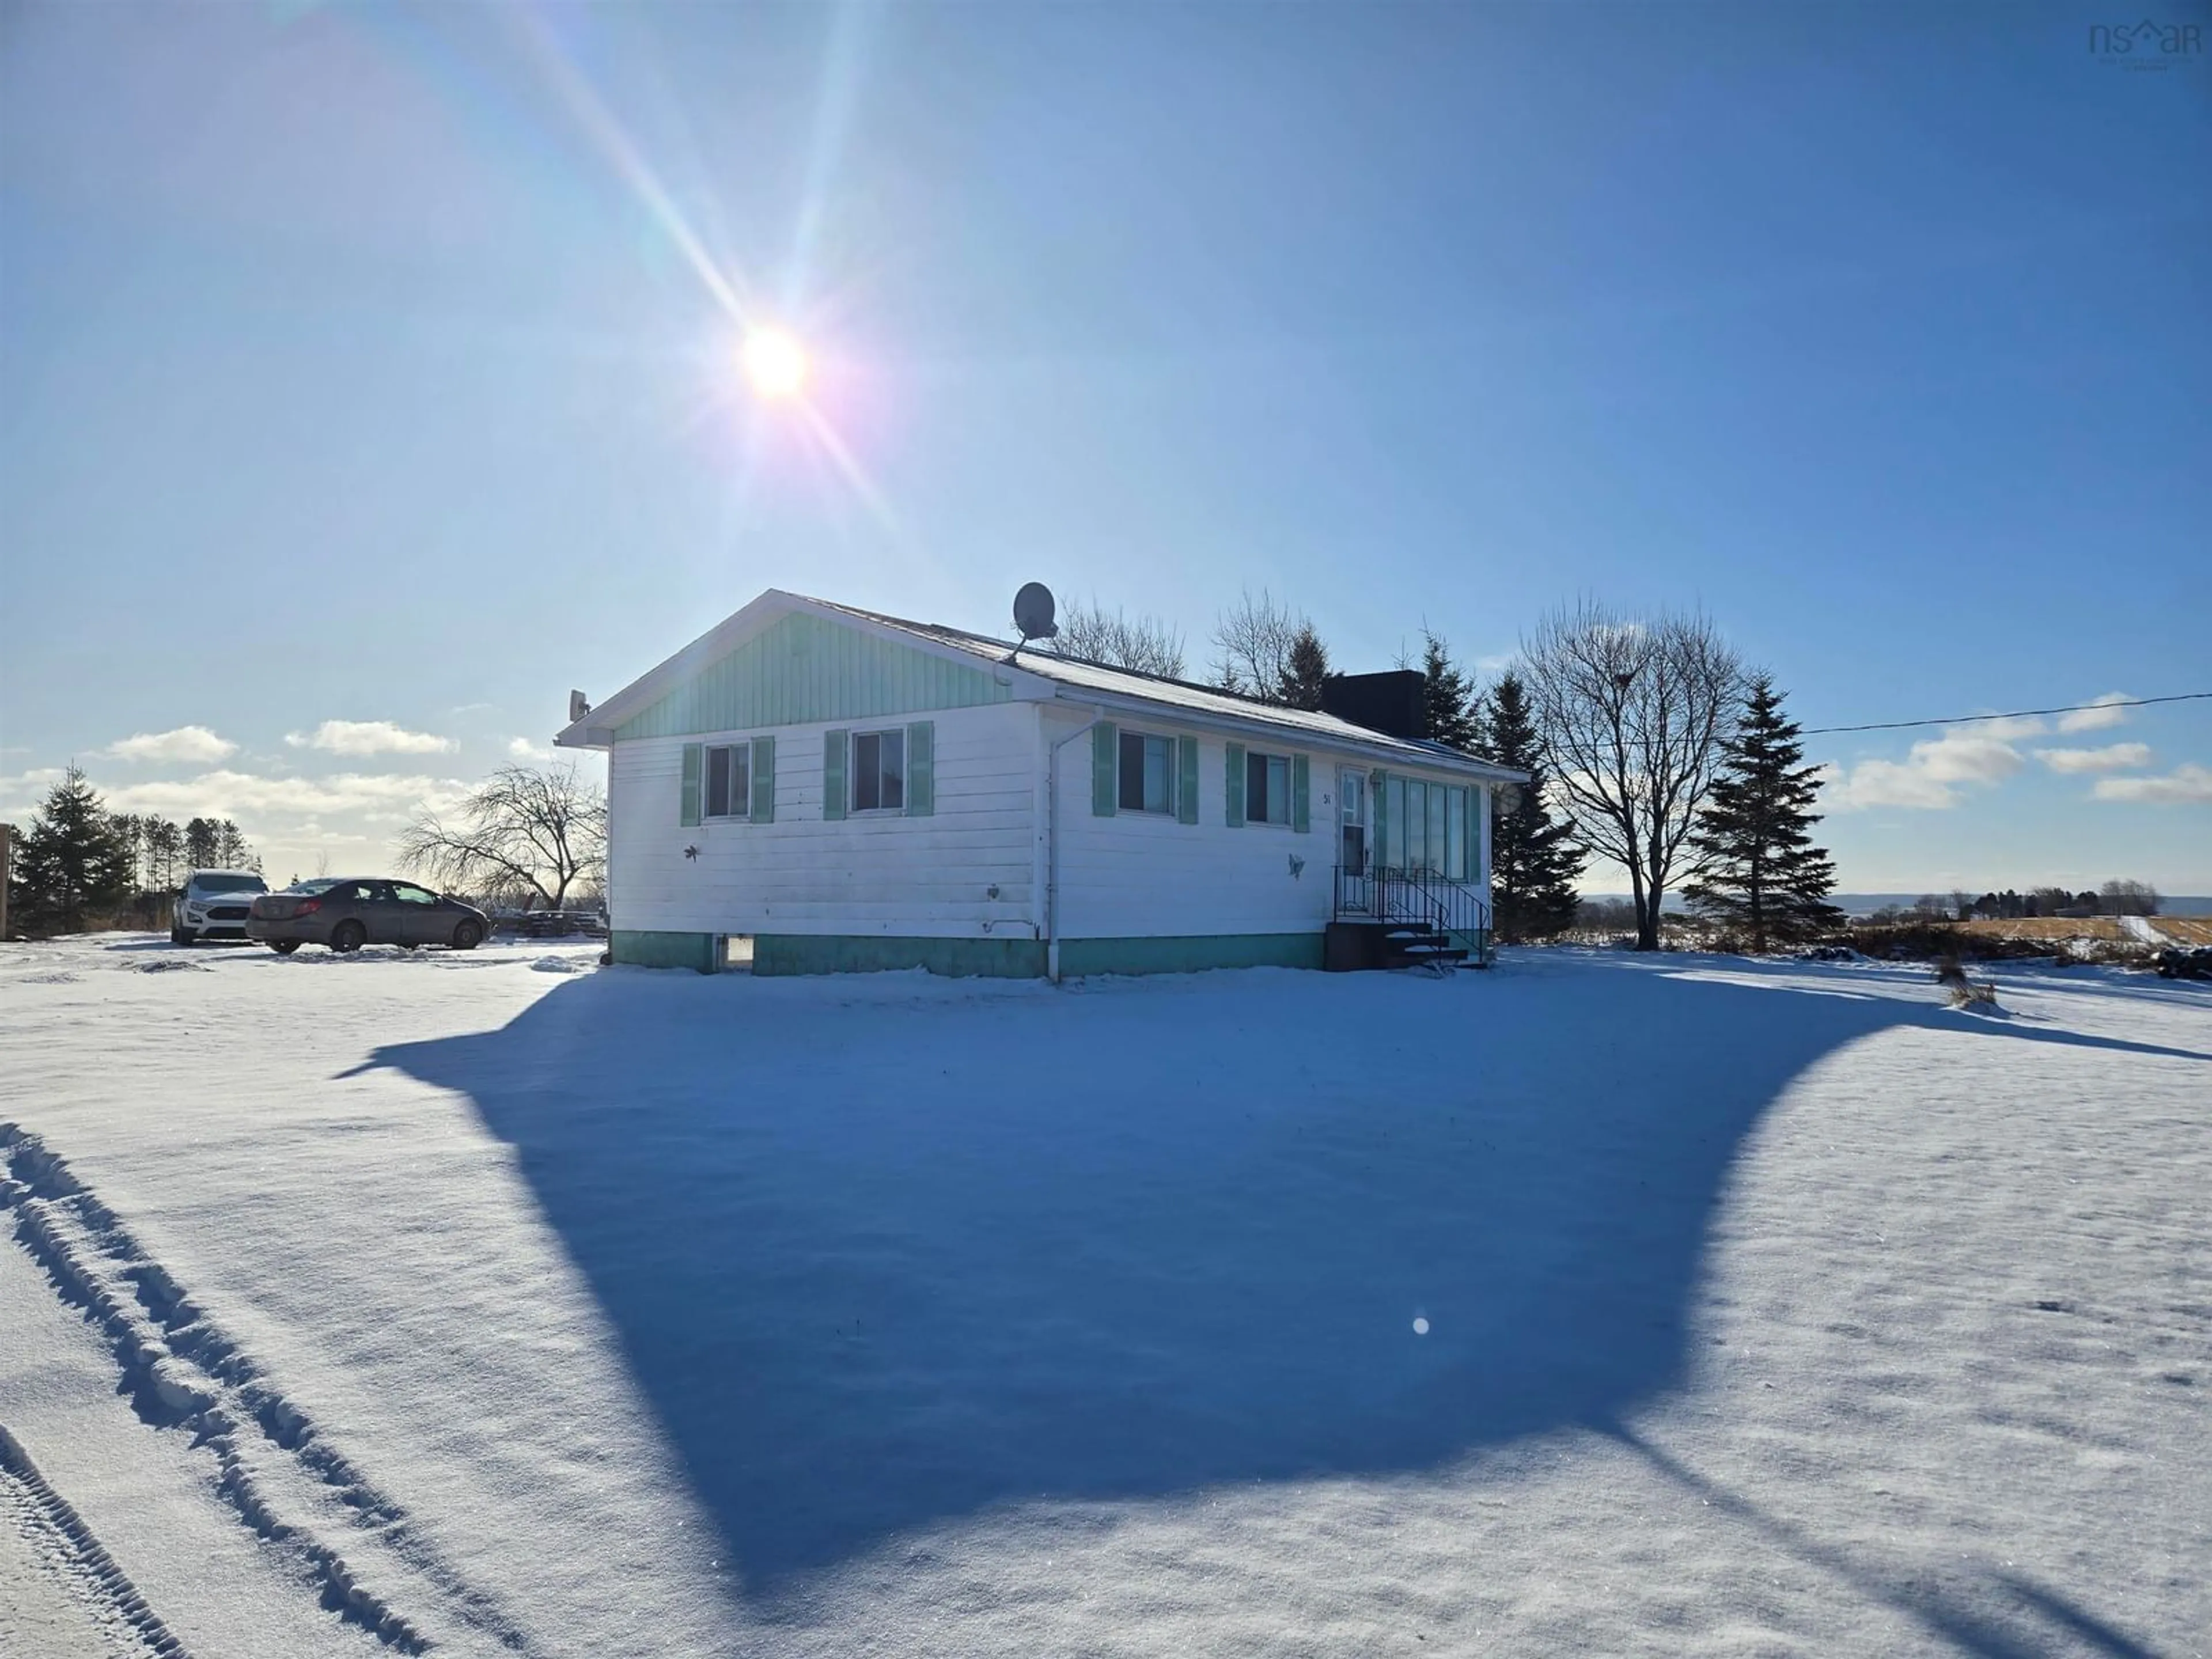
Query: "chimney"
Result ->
[[1319, 671, 1427, 740]]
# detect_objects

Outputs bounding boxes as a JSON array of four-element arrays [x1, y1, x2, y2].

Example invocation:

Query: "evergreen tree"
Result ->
[[184, 816, 221, 870], [213, 819, 260, 872], [1278, 623, 1331, 711], [1478, 672, 1584, 941], [1684, 675, 1842, 952], [109, 813, 144, 890], [1417, 630, 1483, 752], [8, 766, 134, 934], [142, 817, 184, 889]]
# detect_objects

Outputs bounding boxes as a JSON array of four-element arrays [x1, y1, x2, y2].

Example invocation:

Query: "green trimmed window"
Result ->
[[1117, 731, 1177, 815], [1244, 751, 1292, 824], [1381, 777, 1474, 878], [703, 742, 751, 820], [852, 729, 906, 812]]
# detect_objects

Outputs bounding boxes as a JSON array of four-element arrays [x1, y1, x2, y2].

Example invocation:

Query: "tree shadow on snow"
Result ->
[[366, 957, 2205, 1601]]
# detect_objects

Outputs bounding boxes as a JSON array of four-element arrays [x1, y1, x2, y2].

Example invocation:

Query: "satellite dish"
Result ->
[[1012, 582, 1058, 645], [569, 690, 592, 722]]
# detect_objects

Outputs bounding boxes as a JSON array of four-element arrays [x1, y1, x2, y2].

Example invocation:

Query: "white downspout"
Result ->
[[1045, 717, 1100, 984]]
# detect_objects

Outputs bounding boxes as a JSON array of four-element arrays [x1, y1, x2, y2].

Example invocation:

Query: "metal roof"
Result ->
[[559, 590, 1528, 782]]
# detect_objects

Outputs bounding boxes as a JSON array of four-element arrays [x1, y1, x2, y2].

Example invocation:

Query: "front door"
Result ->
[[1338, 768, 1370, 911]]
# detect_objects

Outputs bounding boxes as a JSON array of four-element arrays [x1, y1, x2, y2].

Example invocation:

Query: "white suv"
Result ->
[[173, 869, 271, 945]]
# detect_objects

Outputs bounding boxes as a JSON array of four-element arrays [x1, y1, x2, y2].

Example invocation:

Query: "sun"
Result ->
[[741, 329, 809, 400]]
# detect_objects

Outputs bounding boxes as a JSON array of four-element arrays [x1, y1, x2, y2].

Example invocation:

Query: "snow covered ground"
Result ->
[[2, 935, 2206, 1658]]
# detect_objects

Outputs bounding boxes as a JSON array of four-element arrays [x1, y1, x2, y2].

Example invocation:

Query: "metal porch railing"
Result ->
[[1333, 862, 1493, 965]]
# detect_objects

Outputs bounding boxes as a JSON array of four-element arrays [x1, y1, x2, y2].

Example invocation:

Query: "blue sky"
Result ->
[[3, 1, 2207, 890]]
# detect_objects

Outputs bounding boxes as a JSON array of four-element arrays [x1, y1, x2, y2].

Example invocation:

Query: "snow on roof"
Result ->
[[560, 589, 1526, 781], [803, 596, 1528, 781]]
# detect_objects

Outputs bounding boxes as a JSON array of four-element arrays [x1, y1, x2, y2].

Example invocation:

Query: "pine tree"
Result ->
[[1684, 675, 1842, 953], [8, 766, 134, 935], [1278, 624, 1331, 711], [1417, 630, 1482, 752], [213, 819, 260, 872], [1478, 672, 1584, 941], [143, 817, 184, 889], [110, 813, 143, 890], [184, 816, 221, 870]]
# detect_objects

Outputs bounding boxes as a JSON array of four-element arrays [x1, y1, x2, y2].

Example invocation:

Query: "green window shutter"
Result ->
[[1091, 722, 1118, 817], [1291, 755, 1310, 833], [823, 730, 849, 821], [1370, 768, 1388, 863], [1225, 742, 1246, 827], [751, 736, 775, 823], [905, 721, 935, 817], [1464, 786, 1479, 881], [1176, 734, 1200, 825], [680, 743, 703, 827]]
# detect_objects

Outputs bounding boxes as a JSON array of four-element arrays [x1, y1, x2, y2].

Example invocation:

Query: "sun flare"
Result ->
[[741, 329, 809, 400]]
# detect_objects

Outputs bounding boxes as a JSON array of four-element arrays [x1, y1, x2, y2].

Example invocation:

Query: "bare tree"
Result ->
[[1050, 597, 1188, 679], [1210, 588, 1306, 703], [397, 764, 607, 910], [1520, 599, 1744, 951], [2100, 878, 2159, 916]]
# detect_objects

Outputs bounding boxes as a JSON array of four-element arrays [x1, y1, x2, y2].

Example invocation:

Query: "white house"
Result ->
[[555, 590, 1527, 977]]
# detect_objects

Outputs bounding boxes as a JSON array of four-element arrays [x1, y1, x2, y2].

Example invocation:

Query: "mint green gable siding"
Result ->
[[615, 612, 1012, 741]]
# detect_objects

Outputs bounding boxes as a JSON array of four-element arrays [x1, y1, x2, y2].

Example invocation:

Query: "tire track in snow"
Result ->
[[1, 1123, 537, 1656], [1, 1421, 191, 1658]]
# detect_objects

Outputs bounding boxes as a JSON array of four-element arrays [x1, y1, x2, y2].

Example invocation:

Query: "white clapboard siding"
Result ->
[[1047, 707, 1494, 941], [609, 702, 1042, 938]]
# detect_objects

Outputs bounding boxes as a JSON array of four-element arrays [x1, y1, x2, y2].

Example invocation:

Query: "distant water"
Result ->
[[1581, 893, 2212, 918]]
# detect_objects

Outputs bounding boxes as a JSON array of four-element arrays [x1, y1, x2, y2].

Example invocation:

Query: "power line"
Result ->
[[1802, 691, 2212, 737]]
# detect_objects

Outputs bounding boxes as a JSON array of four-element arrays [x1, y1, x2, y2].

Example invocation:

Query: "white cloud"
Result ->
[[0, 767, 67, 815], [2035, 742, 2152, 775], [2092, 763, 2212, 805], [1820, 730, 2029, 810], [97, 725, 238, 764], [1818, 757, 1963, 810], [284, 720, 457, 756], [2058, 692, 2131, 733], [1912, 732, 2028, 783], [102, 769, 472, 827], [507, 736, 554, 762]]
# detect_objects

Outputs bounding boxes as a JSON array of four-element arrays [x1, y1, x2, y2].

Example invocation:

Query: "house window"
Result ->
[[852, 729, 906, 812], [1244, 751, 1291, 824], [703, 742, 752, 819], [1118, 732, 1176, 815]]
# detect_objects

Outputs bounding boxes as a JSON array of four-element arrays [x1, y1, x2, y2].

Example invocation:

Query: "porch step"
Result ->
[[1324, 918, 1482, 973], [1378, 921, 1469, 970]]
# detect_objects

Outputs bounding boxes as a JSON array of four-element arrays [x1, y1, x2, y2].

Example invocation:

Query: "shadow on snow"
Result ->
[[366, 956, 2202, 1605]]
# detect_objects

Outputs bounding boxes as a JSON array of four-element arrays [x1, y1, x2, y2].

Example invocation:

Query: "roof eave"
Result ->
[[1049, 685, 1529, 781]]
